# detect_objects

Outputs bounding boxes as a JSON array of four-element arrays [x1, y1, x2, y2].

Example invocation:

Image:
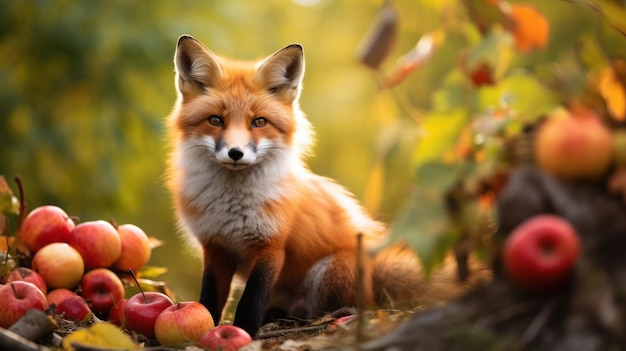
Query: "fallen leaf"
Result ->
[[62, 322, 140, 351]]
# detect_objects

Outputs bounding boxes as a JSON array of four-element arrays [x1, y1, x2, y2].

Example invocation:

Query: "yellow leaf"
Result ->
[[598, 64, 626, 121], [62, 322, 140, 351], [364, 159, 385, 214]]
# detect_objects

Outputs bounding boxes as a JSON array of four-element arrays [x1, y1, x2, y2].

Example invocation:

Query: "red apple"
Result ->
[[6, 267, 47, 295], [112, 224, 152, 272], [79, 268, 125, 317], [124, 291, 174, 339], [108, 298, 128, 327], [20, 205, 75, 252], [56, 294, 93, 322], [47, 288, 76, 306], [69, 220, 122, 270], [0, 281, 48, 328], [535, 108, 613, 180], [154, 301, 215, 346], [199, 325, 253, 351], [31, 243, 84, 289], [503, 214, 581, 292]]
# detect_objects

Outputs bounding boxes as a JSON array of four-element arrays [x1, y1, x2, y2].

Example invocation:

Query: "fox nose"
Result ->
[[228, 147, 244, 161]]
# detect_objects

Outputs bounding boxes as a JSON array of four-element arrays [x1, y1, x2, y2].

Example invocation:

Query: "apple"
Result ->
[[108, 298, 128, 327], [6, 267, 47, 295], [56, 294, 93, 322], [124, 291, 174, 339], [112, 224, 152, 272], [199, 325, 253, 351], [0, 281, 48, 328], [79, 268, 125, 317], [154, 301, 215, 346], [47, 288, 76, 306], [20, 205, 75, 252], [31, 243, 84, 289], [503, 214, 581, 292], [534, 108, 613, 180], [69, 220, 122, 270]]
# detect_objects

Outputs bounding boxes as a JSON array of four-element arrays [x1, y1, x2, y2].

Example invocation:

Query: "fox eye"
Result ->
[[208, 115, 223, 127], [252, 117, 267, 128]]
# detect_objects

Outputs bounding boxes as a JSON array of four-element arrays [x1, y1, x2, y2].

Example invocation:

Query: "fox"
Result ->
[[166, 35, 488, 337]]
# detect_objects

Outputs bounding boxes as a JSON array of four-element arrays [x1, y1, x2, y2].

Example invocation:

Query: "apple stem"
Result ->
[[10, 282, 18, 298], [109, 218, 118, 229], [128, 269, 148, 304], [13, 175, 27, 230]]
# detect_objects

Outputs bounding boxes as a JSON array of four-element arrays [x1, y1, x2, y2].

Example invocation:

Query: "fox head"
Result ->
[[168, 35, 313, 172]]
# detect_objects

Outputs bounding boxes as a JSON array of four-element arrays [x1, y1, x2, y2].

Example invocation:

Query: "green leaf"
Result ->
[[0, 176, 19, 216], [412, 108, 470, 165], [138, 265, 168, 279], [415, 160, 465, 191], [389, 187, 451, 274], [477, 71, 560, 122]]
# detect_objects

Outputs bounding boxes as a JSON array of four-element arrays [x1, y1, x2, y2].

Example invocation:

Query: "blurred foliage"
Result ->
[[1, 0, 625, 298]]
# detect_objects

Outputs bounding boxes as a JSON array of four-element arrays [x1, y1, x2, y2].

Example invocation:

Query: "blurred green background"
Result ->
[[1, 0, 624, 300], [0, 0, 421, 300]]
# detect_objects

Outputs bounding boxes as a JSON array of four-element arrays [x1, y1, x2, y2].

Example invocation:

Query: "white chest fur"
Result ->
[[173, 137, 297, 251]]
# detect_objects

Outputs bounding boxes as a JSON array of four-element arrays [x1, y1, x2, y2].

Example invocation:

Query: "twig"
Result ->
[[255, 324, 329, 340], [516, 298, 558, 350], [355, 233, 365, 348]]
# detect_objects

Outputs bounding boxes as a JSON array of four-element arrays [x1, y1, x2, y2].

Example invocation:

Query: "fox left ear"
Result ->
[[257, 44, 304, 102]]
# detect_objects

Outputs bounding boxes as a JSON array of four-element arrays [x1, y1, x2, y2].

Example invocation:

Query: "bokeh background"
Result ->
[[1, 0, 624, 300]]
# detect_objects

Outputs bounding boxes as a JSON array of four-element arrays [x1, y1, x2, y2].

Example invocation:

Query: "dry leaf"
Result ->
[[381, 32, 438, 88], [357, 2, 398, 70], [608, 167, 626, 202], [62, 322, 140, 351]]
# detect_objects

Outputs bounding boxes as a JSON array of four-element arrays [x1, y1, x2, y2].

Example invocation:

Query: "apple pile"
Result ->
[[1, 204, 235, 347]]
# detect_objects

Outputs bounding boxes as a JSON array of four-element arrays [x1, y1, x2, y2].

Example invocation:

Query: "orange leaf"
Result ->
[[598, 61, 626, 121], [505, 3, 549, 53]]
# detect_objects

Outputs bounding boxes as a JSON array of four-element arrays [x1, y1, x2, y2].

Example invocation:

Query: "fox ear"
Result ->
[[174, 35, 222, 98], [257, 44, 304, 102]]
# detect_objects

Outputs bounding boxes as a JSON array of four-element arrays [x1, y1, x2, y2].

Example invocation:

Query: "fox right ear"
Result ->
[[174, 35, 222, 98]]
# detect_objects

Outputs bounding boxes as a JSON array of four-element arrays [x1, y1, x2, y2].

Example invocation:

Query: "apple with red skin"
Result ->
[[79, 268, 125, 317], [6, 267, 47, 295], [503, 215, 581, 292], [535, 108, 613, 181], [199, 325, 253, 351], [0, 281, 48, 328], [108, 298, 128, 327], [56, 294, 93, 322], [69, 220, 121, 270], [47, 288, 76, 306], [124, 291, 174, 339], [154, 301, 215, 346], [32, 243, 84, 289], [112, 224, 152, 272], [20, 205, 75, 252]]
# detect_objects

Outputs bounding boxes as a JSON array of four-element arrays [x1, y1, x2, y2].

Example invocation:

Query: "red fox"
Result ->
[[166, 35, 487, 336]]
